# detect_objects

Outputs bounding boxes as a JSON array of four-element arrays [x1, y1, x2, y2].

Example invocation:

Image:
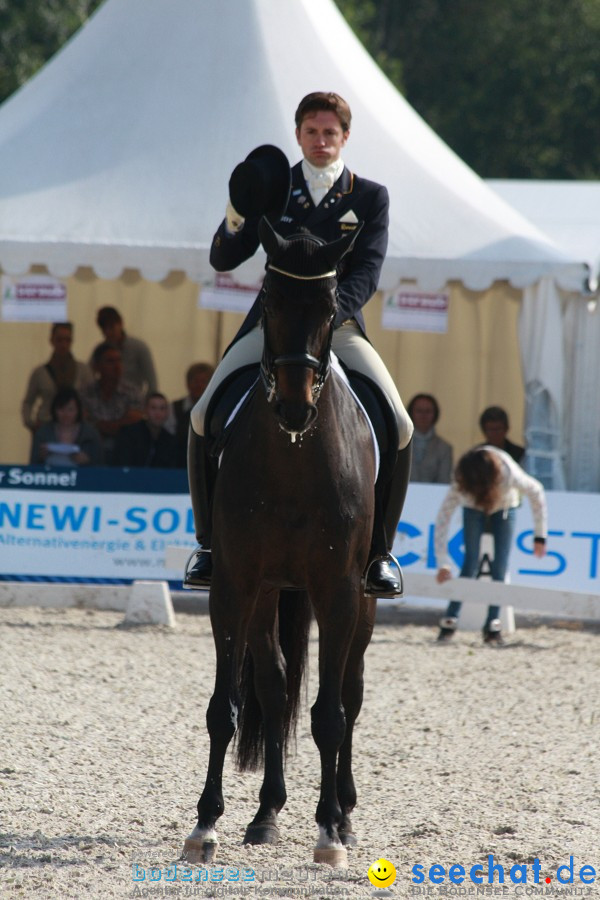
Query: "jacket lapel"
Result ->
[[286, 163, 315, 227]]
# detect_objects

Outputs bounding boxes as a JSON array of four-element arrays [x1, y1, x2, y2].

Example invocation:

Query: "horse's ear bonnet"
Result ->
[[259, 217, 363, 279]]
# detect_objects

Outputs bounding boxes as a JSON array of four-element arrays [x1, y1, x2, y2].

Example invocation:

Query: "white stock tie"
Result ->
[[302, 160, 342, 206]]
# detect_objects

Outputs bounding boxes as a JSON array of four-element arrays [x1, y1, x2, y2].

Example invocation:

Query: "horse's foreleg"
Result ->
[[244, 591, 287, 845], [337, 595, 376, 847], [183, 596, 243, 864], [311, 586, 360, 865]]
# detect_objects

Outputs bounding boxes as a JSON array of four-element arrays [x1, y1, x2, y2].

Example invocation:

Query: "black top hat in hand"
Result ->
[[228, 145, 291, 224]]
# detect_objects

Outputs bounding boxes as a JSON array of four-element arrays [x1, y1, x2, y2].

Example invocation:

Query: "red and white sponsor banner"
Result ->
[[199, 273, 262, 314], [382, 289, 449, 333], [1, 275, 67, 322]]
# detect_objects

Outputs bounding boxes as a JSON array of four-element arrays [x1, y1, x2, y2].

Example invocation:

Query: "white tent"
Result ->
[[0, 0, 585, 291], [487, 181, 600, 290], [0, 0, 590, 469], [488, 180, 600, 492]]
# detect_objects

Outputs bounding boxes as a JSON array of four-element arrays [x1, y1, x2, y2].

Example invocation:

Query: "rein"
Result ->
[[260, 264, 336, 404]]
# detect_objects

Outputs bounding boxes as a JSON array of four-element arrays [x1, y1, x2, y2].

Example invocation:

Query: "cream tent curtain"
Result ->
[[3, 273, 523, 467], [489, 180, 600, 490]]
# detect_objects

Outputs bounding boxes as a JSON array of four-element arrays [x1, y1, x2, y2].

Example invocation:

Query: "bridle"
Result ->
[[259, 264, 337, 404]]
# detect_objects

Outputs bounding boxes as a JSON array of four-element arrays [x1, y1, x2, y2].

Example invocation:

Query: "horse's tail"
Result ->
[[235, 590, 312, 772]]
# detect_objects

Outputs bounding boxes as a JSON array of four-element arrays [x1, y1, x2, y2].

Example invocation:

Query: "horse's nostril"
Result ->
[[275, 401, 318, 434]]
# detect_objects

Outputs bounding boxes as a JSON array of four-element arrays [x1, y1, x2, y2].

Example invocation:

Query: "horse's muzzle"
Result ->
[[274, 400, 319, 436]]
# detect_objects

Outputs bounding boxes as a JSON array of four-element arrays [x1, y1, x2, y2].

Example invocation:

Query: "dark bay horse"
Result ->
[[183, 218, 377, 867]]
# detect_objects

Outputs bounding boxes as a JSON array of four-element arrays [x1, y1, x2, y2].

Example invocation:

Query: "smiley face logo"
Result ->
[[368, 858, 397, 888]]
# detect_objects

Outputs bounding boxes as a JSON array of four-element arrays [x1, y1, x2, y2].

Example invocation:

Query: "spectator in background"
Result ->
[[478, 406, 525, 464], [30, 387, 103, 466], [91, 306, 157, 398], [408, 393, 453, 483], [172, 362, 215, 466], [81, 342, 144, 464], [21, 322, 93, 434], [113, 392, 178, 468], [434, 445, 547, 644]]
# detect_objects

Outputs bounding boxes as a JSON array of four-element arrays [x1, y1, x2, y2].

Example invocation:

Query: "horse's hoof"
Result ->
[[243, 822, 280, 845], [182, 837, 218, 864], [313, 846, 348, 867]]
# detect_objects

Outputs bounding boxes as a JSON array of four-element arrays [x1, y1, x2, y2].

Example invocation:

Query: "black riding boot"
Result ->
[[184, 430, 215, 588], [365, 439, 412, 597]]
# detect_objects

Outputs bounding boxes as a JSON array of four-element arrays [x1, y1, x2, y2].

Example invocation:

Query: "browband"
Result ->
[[268, 264, 337, 281]]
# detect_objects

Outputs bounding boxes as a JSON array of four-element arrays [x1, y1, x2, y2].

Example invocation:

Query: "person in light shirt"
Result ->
[[434, 445, 547, 644], [185, 91, 413, 596]]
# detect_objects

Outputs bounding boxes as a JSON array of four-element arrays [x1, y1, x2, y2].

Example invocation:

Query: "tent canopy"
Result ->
[[0, 0, 586, 291], [488, 180, 600, 291]]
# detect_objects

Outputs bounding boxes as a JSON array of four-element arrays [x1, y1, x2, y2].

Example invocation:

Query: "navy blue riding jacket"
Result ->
[[209, 161, 389, 343]]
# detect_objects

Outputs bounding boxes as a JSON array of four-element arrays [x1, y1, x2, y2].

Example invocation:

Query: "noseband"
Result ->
[[260, 264, 337, 404]]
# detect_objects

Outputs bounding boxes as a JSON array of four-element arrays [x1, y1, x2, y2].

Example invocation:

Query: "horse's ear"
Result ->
[[317, 222, 364, 270], [258, 216, 288, 261]]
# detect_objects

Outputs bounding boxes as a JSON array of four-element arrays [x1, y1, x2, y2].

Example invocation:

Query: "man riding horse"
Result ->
[[185, 91, 413, 597]]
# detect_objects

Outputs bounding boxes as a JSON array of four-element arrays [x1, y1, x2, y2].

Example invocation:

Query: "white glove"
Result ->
[[225, 200, 245, 234]]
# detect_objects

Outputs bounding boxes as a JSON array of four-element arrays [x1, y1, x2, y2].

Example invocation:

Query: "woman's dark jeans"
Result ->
[[445, 506, 516, 626]]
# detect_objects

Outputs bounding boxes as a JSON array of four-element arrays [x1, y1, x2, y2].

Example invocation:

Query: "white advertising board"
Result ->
[[1, 274, 67, 321], [381, 289, 449, 333], [396, 483, 600, 594], [0, 467, 194, 583], [199, 273, 262, 313], [1, 468, 599, 595]]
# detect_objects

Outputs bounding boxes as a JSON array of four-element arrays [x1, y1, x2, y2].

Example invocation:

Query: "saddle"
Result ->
[[344, 370, 399, 479], [204, 364, 261, 457], [204, 362, 399, 472]]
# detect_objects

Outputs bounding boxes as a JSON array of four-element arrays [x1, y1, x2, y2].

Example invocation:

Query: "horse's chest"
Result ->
[[220, 462, 364, 535]]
